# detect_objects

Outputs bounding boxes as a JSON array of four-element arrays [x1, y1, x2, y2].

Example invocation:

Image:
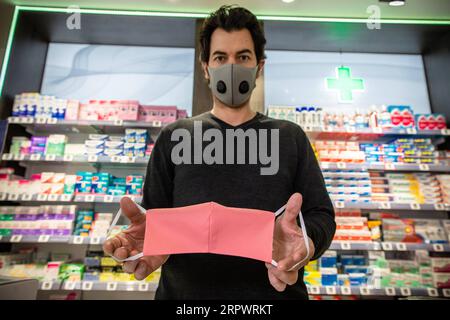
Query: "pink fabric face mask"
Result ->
[[107, 200, 309, 269]]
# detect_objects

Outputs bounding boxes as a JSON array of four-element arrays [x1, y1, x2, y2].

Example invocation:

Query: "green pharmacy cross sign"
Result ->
[[326, 66, 365, 103]]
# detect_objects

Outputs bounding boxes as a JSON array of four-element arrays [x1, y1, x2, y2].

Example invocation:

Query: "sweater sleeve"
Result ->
[[293, 127, 336, 260], [141, 127, 175, 210]]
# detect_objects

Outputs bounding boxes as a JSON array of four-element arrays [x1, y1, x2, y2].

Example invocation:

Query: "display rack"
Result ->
[[0, 6, 449, 301]]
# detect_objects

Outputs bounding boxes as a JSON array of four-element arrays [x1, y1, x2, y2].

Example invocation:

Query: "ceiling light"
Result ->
[[379, 0, 406, 7], [389, 0, 406, 6], [282, 0, 296, 3]]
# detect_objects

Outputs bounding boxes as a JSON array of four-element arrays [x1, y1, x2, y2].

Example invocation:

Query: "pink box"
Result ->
[[138, 105, 177, 123], [65, 100, 80, 120], [177, 109, 188, 119]]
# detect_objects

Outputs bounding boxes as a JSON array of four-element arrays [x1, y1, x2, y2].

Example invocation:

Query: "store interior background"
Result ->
[[0, 0, 449, 300]]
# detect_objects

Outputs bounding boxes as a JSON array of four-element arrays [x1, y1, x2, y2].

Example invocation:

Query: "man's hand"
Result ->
[[103, 197, 169, 280], [266, 193, 315, 292]]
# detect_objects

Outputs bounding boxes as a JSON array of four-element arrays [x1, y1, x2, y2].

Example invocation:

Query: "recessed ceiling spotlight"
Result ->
[[379, 0, 406, 7], [282, 0, 296, 3]]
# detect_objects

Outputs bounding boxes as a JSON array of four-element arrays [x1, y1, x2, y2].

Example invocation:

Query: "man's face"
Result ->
[[202, 28, 264, 81]]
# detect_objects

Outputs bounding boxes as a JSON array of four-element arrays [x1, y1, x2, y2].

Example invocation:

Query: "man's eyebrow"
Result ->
[[212, 50, 227, 56], [237, 49, 252, 55]]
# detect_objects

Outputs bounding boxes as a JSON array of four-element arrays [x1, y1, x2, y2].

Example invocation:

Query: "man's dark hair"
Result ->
[[199, 5, 266, 63]]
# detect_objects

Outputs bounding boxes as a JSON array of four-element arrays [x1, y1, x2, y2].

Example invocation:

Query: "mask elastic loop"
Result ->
[[106, 199, 146, 263], [271, 205, 310, 271]]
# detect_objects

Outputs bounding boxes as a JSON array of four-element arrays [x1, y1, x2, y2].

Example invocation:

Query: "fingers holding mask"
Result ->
[[266, 263, 298, 286]]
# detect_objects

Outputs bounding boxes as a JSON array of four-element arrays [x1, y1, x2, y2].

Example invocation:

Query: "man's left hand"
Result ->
[[266, 192, 315, 292]]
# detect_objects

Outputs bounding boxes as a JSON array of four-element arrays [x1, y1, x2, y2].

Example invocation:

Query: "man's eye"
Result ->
[[215, 56, 226, 62], [239, 56, 250, 62]]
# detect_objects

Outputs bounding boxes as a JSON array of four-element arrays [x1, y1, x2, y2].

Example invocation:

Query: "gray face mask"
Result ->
[[208, 64, 258, 107]]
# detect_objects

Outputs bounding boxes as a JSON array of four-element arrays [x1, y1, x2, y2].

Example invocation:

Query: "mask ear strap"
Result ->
[[106, 199, 146, 263], [271, 205, 310, 271]]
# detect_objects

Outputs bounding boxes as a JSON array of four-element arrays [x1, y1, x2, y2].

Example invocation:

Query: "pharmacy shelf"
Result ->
[[0, 192, 142, 204], [1, 153, 149, 165], [306, 285, 450, 298], [328, 242, 450, 252], [320, 162, 450, 173], [303, 125, 450, 140], [38, 280, 158, 292], [7, 117, 168, 134], [3, 155, 449, 172], [332, 200, 449, 211], [35, 280, 449, 297], [2, 235, 449, 253], [8, 117, 450, 137]]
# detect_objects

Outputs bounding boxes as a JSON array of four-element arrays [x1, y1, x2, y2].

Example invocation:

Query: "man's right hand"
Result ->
[[103, 197, 169, 280]]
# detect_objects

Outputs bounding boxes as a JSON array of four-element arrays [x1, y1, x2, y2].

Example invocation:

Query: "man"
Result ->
[[103, 5, 335, 299]]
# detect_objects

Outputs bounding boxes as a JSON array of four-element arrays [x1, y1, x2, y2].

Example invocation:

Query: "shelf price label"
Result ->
[[85, 195, 95, 202], [111, 156, 121, 163], [64, 281, 77, 291], [427, 288, 438, 297], [37, 194, 48, 201], [138, 283, 149, 292], [384, 163, 395, 170], [63, 154, 74, 162], [359, 287, 370, 295], [372, 127, 383, 134], [309, 286, 320, 295], [113, 119, 123, 126], [346, 126, 356, 133], [434, 203, 445, 211], [104, 195, 114, 203], [340, 242, 352, 250], [21, 194, 32, 201], [36, 118, 46, 124], [321, 162, 330, 169], [334, 201, 345, 209], [419, 164, 430, 171], [0, 193, 6, 201], [410, 203, 421, 210], [30, 154, 41, 161], [45, 154, 56, 161], [378, 202, 391, 210], [385, 287, 396, 296], [13, 154, 25, 161], [2, 153, 12, 161], [395, 243, 407, 251], [73, 236, 84, 244], [8, 117, 19, 123], [441, 129, 450, 136], [90, 237, 101, 245], [443, 289, 450, 298], [400, 288, 411, 296], [336, 162, 347, 169], [152, 120, 162, 127], [10, 235, 22, 243], [61, 194, 72, 202], [48, 194, 59, 202], [38, 235, 50, 243], [304, 126, 313, 132], [406, 128, 417, 135], [47, 118, 57, 124], [382, 242, 393, 251], [41, 281, 53, 290], [88, 155, 98, 162], [325, 286, 336, 295], [432, 244, 444, 252], [82, 281, 94, 291], [8, 193, 19, 201], [121, 156, 135, 163], [340, 286, 351, 295], [107, 282, 118, 291]]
